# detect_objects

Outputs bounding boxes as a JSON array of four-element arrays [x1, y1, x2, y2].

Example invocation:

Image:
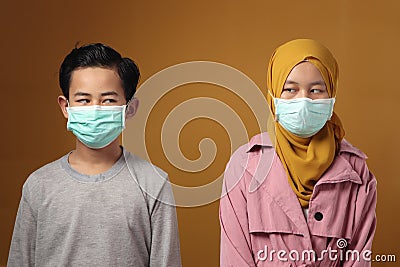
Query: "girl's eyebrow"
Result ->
[[284, 80, 299, 85], [310, 81, 325, 86], [284, 80, 326, 86]]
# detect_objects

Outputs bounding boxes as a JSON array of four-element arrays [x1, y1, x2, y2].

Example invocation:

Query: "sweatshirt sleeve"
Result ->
[[7, 184, 37, 267], [219, 153, 256, 267], [343, 157, 377, 267], [149, 177, 182, 267]]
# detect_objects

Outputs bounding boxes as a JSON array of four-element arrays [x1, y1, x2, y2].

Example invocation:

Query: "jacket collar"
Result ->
[[246, 132, 273, 152], [246, 132, 367, 159], [243, 133, 364, 186]]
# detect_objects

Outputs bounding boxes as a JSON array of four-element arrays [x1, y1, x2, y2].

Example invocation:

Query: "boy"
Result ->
[[8, 43, 182, 267]]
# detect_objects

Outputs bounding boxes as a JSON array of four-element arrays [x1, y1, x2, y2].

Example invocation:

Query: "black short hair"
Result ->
[[59, 43, 140, 102]]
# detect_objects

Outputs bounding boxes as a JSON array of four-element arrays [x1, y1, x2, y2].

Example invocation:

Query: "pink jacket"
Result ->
[[220, 133, 377, 267]]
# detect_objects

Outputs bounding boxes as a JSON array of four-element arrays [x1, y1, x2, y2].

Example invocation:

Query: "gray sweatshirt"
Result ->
[[7, 149, 182, 267]]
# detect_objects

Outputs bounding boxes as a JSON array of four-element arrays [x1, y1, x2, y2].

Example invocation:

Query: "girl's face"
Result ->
[[280, 61, 330, 100]]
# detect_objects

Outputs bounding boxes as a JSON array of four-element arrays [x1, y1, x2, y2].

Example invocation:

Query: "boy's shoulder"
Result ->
[[123, 150, 169, 190], [123, 150, 174, 205], [26, 154, 64, 182], [22, 155, 66, 202], [29, 156, 65, 178], [124, 151, 167, 178]]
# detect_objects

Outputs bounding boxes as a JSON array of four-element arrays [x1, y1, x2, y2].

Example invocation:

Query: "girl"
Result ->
[[220, 39, 376, 266]]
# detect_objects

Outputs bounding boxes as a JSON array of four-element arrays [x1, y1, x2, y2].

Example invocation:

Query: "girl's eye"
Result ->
[[283, 88, 296, 93], [310, 89, 323, 94]]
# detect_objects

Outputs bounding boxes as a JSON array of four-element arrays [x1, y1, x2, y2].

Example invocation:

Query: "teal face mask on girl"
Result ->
[[273, 97, 335, 138], [66, 105, 126, 149]]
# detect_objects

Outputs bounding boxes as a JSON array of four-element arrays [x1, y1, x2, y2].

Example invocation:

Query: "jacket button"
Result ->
[[314, 212, 323, 221]]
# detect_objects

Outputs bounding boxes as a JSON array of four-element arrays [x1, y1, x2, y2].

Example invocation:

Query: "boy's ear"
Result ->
[[126, 98, 139, 119], [58, 96, 69, 119]]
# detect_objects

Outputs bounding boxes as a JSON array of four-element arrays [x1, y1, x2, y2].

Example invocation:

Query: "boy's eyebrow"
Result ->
[[74, 92, 91, 97], [101, 91, 119, 97], [73, 91, 119, 97]]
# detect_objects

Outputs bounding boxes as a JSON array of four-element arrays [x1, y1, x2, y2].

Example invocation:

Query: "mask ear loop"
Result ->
[[125, 95, 136, 116], [267, 89, 279, 149], [65, 99, 71, 119], [121, 95, 135, 146], [122, 97, 134, 129], [267, 90, 278, 122]]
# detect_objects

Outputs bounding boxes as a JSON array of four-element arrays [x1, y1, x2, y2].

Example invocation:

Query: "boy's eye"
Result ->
[[77, 99, 90, 104], [103, 99, 117, 104]]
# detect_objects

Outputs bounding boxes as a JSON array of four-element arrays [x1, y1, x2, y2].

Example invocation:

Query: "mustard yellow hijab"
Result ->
[[266, 39, 345, 208]]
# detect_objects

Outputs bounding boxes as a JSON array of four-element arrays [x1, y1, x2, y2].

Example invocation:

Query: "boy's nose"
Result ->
[[92, 99, 101, 105]]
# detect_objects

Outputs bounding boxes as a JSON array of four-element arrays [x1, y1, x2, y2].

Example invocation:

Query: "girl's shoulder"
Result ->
[[339, 139, 368, 160]]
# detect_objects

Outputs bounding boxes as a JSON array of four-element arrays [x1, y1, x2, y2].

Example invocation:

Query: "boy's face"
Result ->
[[58, 67, 138, 119], [68, 67, 126, 107]]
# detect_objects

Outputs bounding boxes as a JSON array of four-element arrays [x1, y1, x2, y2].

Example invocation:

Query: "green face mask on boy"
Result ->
[[66, 104, 126, 149]]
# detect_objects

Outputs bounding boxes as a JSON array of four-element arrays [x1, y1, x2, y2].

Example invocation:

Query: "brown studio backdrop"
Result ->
[[1, 1, 399, 266]]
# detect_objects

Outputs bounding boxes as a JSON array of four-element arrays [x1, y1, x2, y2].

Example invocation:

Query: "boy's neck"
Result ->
[[68, 139, 123, 175]]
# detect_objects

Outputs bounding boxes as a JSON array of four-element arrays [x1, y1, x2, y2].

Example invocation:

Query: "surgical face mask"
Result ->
[[66, 104, 127, 149], [273, 97, 335, 138]]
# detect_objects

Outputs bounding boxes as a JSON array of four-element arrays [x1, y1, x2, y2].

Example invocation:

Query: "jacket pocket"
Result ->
[[247, 184, 303, 236], [308, 179, 360, 240]]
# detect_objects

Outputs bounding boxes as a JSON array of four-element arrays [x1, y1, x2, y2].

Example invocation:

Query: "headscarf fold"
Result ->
[[266, 39, 345, 208]]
